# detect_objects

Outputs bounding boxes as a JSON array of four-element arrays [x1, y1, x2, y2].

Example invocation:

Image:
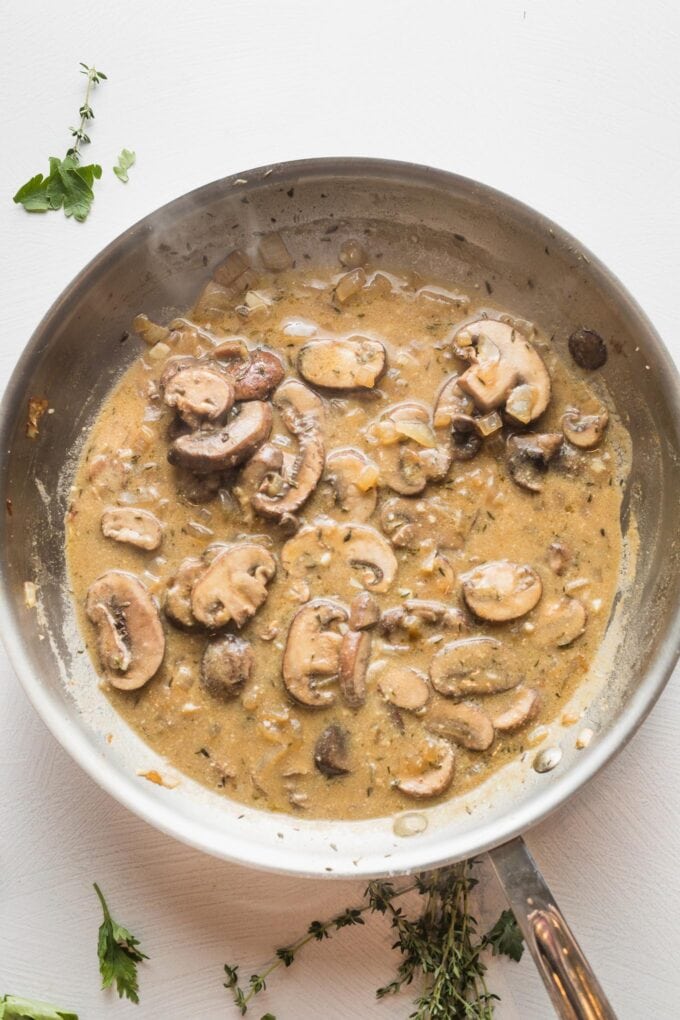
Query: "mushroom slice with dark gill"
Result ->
[[425, 702, 494, 751], [395, 739, 455, 799], [214, 342, 285, 401], [454, 319, 551, 424], [562, 408, 609, 449], [251, 379, 325, 522], [371, 402, 448, 495], [379, 495, 467, 551], [461, 560, 542, 622], [338, 630, 371, 708], [201, 634, 254, 699], [492, 688, 541, 732], [191, 543, 276, 629], [433, 375, 482, 464], [533, 596, 587, 647], [282, 599, 348, 707], [325, 447, 379, 521], [298, 337, 386, 390], [349, 592, 380, 630], [380, 599, 468, 638], [160, 358, 235, 428], [168, 400, 272, 474], [281, 518, 397, 593], [429, 636, 516, 698], [86, 570, 165, 690], [101, 507, 163, 551], [506, 432, 563, 492], [164, 556, 207, 629], [314, 724, 351, 777], [378, 667, 430, 711]]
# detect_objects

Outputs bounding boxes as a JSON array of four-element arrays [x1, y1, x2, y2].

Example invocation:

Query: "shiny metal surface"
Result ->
[[1, 159, 679, 889], [490, 837, 618, 1019]]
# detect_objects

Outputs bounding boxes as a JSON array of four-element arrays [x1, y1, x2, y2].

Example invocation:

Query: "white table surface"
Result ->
[[2, 2, 679, 1017]]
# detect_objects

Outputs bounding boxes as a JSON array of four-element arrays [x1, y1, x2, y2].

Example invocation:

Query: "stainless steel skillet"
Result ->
[[1, 159, 679, 1019]]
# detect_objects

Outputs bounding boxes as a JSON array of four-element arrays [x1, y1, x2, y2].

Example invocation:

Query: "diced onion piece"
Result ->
[[147, 341, 171, 362], [506, 384, 537, 424], [373, 420, 399, 445], [23, 581, 37, 609], [356, 464, 380, 491], [258, 232, 292, 272], [244, 290, 270, 312], [133, 314, 171, 346], [334, 268, 366, 305], [476, 411, 503, 437], [395, 421, 438, 448]]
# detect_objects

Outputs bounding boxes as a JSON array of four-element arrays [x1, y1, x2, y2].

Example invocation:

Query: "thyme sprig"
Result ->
[[224, 861, 523, 1018]]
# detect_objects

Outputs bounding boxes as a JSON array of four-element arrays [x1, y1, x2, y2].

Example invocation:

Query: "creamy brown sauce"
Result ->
[[66, 242, 628, 819]]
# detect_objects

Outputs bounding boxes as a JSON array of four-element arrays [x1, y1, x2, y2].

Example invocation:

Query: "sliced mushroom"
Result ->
[[425, 702, 494, 751], [492, 688, 541, 732], [191, 543, 276, 629], [201, 634, 254, 698], [282, 599, 348, 707], [213, 346, 285, 402], [325, 447, 378, 521], [164, 556, 205, 629], [234, 443, 288, 515], [429, 636, 516, 698], [372, 403, 448, 494], [85, 571, 164, 690], [101, 507, 163, 551], [160, 358, 235, 427], [378, 667, 430, 711], [433, 375, 481, 463], [314, 724, 350, 777], [533, 596, 587, 647], [168, 400, 272, 474], [281, 518, 397, 593], [395, 739, 455, 799], [506, 433, 563, 492], [298, 337, 386, 390], [379, 495, 466, 551], [339, 630, 371, 708], [562, 409, 609, 449], [380, 600, 468, 637], [349, 592, 380, 630], [454, 319, 551, 423], [251, 379, 325, 521], [568, 328, 608, 370], [461, 561, 542, 622]]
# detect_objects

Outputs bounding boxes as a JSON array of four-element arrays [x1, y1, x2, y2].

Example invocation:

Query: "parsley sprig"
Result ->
[[0, 995, 78, 1020], [93, 883, 148, 1004], [224, 860, 524, 1018], [12, 64, 107, 222]]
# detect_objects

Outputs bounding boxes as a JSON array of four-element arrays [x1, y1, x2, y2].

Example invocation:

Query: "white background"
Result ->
[[1, 1, 679, 1017]]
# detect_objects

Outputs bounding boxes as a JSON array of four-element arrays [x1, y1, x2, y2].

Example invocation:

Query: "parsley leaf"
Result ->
[[482, 908, 525, 962], [13, 64, 106, 223], [94, 882, 148, 1004], [14, 156, 102, 222], [113, 149, 136, 183], [0, 994, 78, 1020]]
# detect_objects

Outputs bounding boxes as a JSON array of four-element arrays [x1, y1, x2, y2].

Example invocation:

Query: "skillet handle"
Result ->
[[488, 837, 617, 1020]]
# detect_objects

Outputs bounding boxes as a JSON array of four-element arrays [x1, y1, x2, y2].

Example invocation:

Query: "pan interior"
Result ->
[[2, 160, 679, 876]]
